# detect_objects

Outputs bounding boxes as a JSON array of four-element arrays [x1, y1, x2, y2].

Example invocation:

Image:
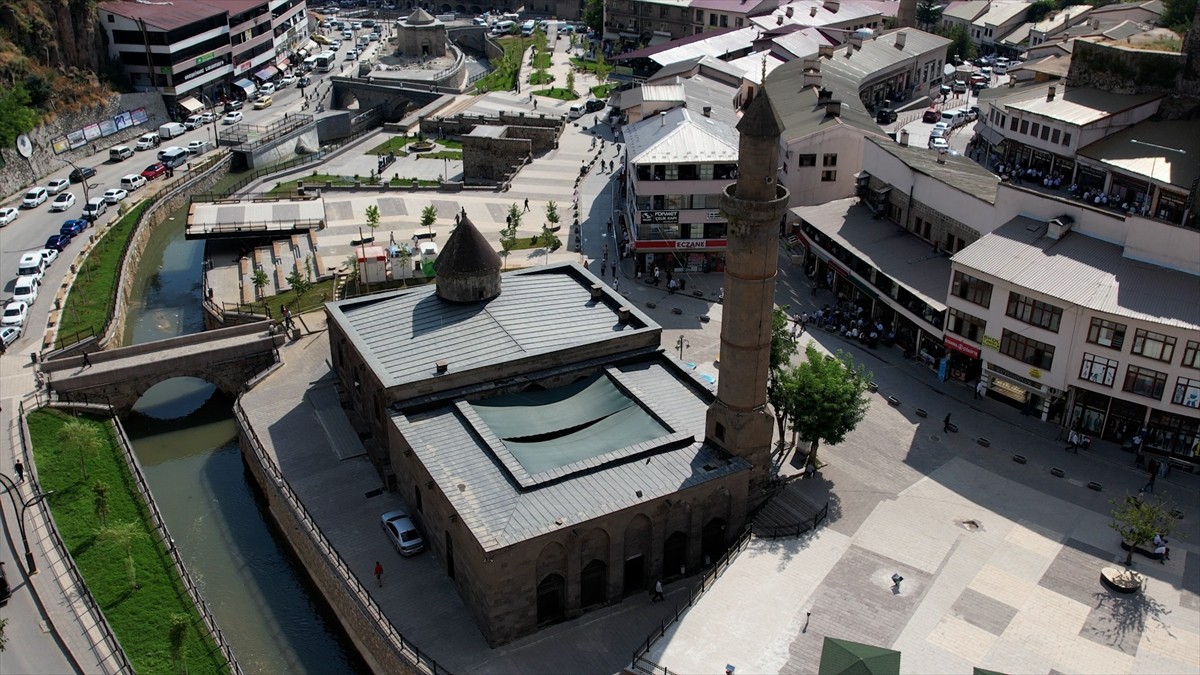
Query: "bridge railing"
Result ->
[[233, 395, 450, 675], [107, 413, 245, 675], [16, 398, 135, 675], [208, 123, 380, 199]]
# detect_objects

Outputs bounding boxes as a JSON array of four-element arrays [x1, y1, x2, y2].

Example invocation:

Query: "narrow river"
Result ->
[[118, 201, 366, 674]]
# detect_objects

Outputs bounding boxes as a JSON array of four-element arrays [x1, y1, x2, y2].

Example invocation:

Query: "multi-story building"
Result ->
[[604, 0, 694, 43], [691, 0, 777, 34], [621, 105, 739, 276], [750, 0, 887, 37], [98, 0, 303, 116], [970, 2, 1031, 55]]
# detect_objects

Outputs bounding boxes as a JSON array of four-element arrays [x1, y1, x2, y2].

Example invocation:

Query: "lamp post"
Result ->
[[61, 157, 92, 210], [0, 473, 54, 575], [676, 335, 689, 361], [1130, 139, 1187, 218]]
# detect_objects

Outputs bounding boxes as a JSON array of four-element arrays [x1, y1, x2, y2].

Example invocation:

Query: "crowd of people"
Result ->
[[796, 302, 897, 349]]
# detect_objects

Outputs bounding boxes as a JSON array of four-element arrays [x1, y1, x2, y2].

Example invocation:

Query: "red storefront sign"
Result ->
[[944, 334, 981, 359], [634, 239, 728, 250]]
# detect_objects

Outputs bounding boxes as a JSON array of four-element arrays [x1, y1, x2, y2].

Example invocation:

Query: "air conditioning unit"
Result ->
[[1047, 215, 1074, 240]]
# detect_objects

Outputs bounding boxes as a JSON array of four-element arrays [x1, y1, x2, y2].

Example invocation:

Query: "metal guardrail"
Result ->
[[17, 398, 133, 675], [215, 123, 379, 198], [107, 413, 244, 675], [233, 395, 449, 675], [629, 525, 754, 675], [752, 501, 831, 540], [187, 218, 324, 237]]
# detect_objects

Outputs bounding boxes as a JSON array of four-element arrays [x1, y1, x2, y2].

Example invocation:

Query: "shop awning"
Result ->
[[177, 96, 204, 113], [234, 79, 258, 97], [254, 66, 279, 81], [647, 34, 672, 46], [304, 40, 319, 52], [275, 57, 290, 70]]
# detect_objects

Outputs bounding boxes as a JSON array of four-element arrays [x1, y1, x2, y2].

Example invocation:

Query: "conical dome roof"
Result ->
[[434, 215, 502, 303], [406, 7, 436, 25]]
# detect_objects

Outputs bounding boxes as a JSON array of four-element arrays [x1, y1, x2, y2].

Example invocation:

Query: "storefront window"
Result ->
[[1145, 410, 1199, 457], [1172, 376, 1200, 408], [1080, 353, 1118, 387]]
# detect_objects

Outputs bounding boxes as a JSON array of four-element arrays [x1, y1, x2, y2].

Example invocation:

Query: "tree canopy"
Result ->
[[1026, 0, 1056, 23], [916, 0, 944, 29], [939, 24, 977, 62], [583, 0, 604, 34], [1111, 495, 1179, 567], [779, 345, 872, 468], [767, 307, 801, 447]]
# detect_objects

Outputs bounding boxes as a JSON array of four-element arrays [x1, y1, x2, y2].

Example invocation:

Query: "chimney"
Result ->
[[786, 6, 794, 17], [803, 70, 823, 88], [1046, 215, 1074, 240], [818, 43, 834, 58], [936, 152, 946, 164], [848, 33, 863, 48], [660, 111, 666, 126], [899, 129, 909, 146], [895, 31, 907, 49], [777, 14, 784, 25], [618, 306, 632, 324], [846, 43, 854, 56], [824, 0, 840, 12], [803, 57, 819, 71], [1047, 85, 1057, 101], [436, 360, 449, 374], [825, 100, 842, 116], [590, 283, 604, 300], [703, 105, 712, 117], [817, 87, 833, 102], [810, 5, 818, 16]]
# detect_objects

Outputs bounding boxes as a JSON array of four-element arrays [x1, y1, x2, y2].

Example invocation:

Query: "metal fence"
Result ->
[[629, 525, 754, 675], [233, 395, 449, 675], [16, 397, 134, 675], [751, 501, 831, 540], [107, 411, 245, 675]]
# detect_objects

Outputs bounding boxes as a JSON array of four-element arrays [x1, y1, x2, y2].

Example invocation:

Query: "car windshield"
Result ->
[[400, 529, 419, 542], [4, 307, 21, 317]]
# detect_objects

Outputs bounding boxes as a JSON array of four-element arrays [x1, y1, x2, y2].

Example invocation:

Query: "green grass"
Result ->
[[591, 84, 612, 99], [232, 278, 337, 317], [365, 135, 416, 155], [28, 409, 227, 675], [57, 201, 152, 346], [437, 139, 463, 149], [535, 87, 579, 101], [421, 150, 462, 160], [570, 57, 601, 73], [474, 37, 532, 93], [533, 49, 552, 70], [529, 70, 554, 85]]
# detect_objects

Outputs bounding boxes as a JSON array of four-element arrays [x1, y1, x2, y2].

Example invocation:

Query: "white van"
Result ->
[[13, 276, 40, 305], [501, 12, 520, 22], [566, 103, 586, 119], [120, 174, 148, 192], [303, 55, 317, 70], [109, 145, 134, 162], [158, 146, 190, 168], [159, 122, 186, 139], [18, 252, 47, 281], [521, 19, 536, 36], [940, 108, 967, 128], [136, 133, 161, 151], [358, 34, 371, 47], [491, 20, 515, 35]]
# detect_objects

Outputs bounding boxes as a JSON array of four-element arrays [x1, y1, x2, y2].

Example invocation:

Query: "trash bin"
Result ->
[[30, 352, 38, 364]]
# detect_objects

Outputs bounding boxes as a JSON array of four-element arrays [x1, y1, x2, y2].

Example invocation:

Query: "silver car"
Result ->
[[380, 510, 424, 556]]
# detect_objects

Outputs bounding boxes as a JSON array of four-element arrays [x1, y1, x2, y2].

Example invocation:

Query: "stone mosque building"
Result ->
[[324, 95, 789, 645]]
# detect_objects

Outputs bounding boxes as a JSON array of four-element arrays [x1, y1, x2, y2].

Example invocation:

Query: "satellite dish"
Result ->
[[943, 63, 956, 77], [16, 134, 32, 158]]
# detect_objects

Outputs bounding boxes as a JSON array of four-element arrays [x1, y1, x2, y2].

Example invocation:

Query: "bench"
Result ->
[[1120, 540, 1164, 560]]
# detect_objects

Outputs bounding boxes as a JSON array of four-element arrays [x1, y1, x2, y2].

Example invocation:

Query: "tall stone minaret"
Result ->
[[706, 92, 789, 497]]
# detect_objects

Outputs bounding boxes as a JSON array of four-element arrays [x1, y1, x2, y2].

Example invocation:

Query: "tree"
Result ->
[[252, 268, 269, 300], [59, 418, 102, 480], [500, 203, 521, 270], [365, 204, 381, 238], [1111, 495, 1178, 567], [286, 265, 313, 309], [566, 70, 576, 95], [916, 0, 944, 29], [781, 345, 872, 469], [594, 52, 612, 90], [1025, 0, 1055, 23], [93, 480, 110, 526], [538, 224, 559, 259], [766, 307, 800, 448], [169, 614, 189, 674], [0, 616, 7, 652], [96, 521, 147, 591], [0, 84, 39, 147], [420, 204, 437, 239], [1162, 0, 1197, 30], [939, 24, 977, 63], [545, 200, 560, 230], [583, 0, 604, 34]]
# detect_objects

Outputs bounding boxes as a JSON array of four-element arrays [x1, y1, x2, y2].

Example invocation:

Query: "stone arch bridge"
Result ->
[[329, 77, 443, 121], [40, 323, 285, 414]]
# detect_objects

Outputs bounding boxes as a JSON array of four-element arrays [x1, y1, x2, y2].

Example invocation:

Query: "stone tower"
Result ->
[[434, 215, 502, 303], [897, 0, 918, 28], [706, 92, 790, 496], [397, 8, 447, 59]]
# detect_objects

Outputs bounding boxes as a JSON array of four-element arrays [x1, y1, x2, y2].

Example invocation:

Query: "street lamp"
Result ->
[[0, 473, 54, 575], [676, 335, 690, 361], [61, 157, 92, 207], [1130, 138, 1186, 218]]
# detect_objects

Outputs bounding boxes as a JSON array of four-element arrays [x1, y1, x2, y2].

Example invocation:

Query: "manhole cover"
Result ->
[[930, 434, 941, 442], [959, 519, 982, 531]]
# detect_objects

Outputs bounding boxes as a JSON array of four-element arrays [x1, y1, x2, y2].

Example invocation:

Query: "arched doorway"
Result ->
[[536, 574, 566, 625], [580, 560, 607, 608], [701, 518, 728, 565], [663, 531, 688, 579], [623, 514, 651, 596]]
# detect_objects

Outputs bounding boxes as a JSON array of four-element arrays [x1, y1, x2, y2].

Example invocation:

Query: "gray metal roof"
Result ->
[[952, 217, 1200, 330], [1001, 84, 1162, 127], [793, 198, 953, 311], [624, 106, 740, 165], [866, 137, 1001, 205], [764, 79, 883, 143], [651, 27, 760, 66], [1076, 119, 1200, 190], [327, 263, 660, 390], [396, 357, 750, 551]]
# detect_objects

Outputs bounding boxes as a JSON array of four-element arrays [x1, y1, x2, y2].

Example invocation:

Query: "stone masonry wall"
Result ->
[[463, 136, 532, 184], [1067, 40, 1200, 118], [0, 92, 170, 198], [502, 125, 560, 154]]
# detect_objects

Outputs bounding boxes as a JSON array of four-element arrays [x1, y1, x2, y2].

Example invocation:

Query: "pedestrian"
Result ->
[[533, 98, 537, 110], [651, 579, 664, 602], [1134, 487, 1146, 504], [82, 351, 92, 368], [1145, 464, 1157, 493], [975, 380, 986, 399], [611, 263, 617, 277], [13, 459, 23, 483], [506, 214, 512, 226], [613, 277, 619, 292], [943, 413, 952, 433], [811, 283, 818, 298], [524, 198, 530, 212], [374, 561, 384, 587]]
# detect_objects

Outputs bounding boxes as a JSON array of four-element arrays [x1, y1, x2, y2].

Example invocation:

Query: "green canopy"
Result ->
[[819, 637, 901, 675]]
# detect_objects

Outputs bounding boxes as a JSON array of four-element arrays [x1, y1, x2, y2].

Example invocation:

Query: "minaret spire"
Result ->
[[706, 92, 790, 497]]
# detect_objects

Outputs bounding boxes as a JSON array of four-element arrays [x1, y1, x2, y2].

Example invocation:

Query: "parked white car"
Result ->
[[22, 187, 48, 208], [50, 192, 77, 212], [1, 301, 29, 327], [0, 207, 17, 226], [103, 188, 129, 204], [46, 178, 71, 195]]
